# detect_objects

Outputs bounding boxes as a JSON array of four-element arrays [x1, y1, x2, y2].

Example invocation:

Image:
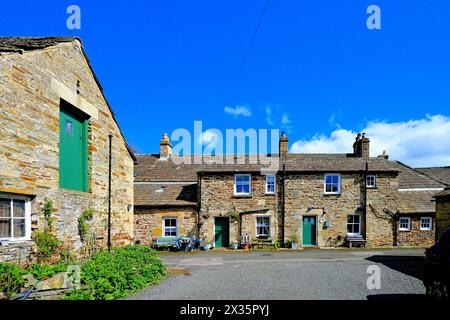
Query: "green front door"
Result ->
[[59, 108, 88, 192], [302, 216, 317, 246], [214, 217, 230, 248]]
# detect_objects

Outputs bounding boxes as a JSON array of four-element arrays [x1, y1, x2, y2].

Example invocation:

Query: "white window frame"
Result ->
[[399, 217, 411, 232], [234, 174, 252, 196], [346, 214, 361, 236], [162, 217, 178, 237], [366, 175, 377, 188], [0, 194, 32, 242], [324, 174, 341, 195], [420, 217, 432, 231], [265, 175, 276, 195], [255, 216, 271, 238]]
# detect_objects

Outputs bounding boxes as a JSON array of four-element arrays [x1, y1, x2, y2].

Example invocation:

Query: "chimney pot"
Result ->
[[279, 132, 289, 157], [159, 133, 172, 160]]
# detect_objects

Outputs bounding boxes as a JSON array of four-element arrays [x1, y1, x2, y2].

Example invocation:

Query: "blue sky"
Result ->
[[1, 1, 450, 166]]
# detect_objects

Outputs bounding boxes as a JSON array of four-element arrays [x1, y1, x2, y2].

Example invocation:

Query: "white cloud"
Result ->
[[198, 129, 222, 146], [290, 114, 450, 167], [224, 105, 252, 118], [265, 106, 274, 126], [281, 112, 292, 133]]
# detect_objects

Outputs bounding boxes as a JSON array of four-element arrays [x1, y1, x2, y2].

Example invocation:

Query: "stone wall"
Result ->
[[199, 174, 278, 245], [397, 216, 435, 247], [284, 173, 398, 247], [0, 242, 35, 266], [134, 207, 197, 245], [0, 41, 134, 263], [436, 198, 450, 241]]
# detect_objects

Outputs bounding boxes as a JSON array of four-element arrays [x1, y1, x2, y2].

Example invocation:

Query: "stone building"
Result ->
[[434, 187, 450, 241], [0, 37, 135, 264], [134, 132, 447, 248]]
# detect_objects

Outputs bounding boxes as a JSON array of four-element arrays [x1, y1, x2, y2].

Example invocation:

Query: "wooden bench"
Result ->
[[252, 238, 278, 249], [154, 236, 179, 250], [346, 236, 366, 248]]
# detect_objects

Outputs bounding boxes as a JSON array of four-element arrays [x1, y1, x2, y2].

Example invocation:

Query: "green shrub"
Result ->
[[65, 245, 166, 300], [0, 262, 24, 299], [78, 209, 94, 242], [24, 263, 68, 279], [34, 231, 60, 261]]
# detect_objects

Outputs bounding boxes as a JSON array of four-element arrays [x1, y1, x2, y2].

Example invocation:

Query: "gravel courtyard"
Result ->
[[130, 248, 426, 300]]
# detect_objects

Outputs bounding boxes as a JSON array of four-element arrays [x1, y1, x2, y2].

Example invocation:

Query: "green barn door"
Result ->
[[59, 108, 88, 192], [214, 217, 230, 248], [302, 216, 317, 246]]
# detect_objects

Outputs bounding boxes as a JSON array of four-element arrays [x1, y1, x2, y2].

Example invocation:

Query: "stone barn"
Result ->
[[0, 37, 135, 264]]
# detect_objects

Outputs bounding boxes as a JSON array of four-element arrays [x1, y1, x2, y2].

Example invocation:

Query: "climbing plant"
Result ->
[[78, 209, 94, 242], [34, 199, 60, 262]]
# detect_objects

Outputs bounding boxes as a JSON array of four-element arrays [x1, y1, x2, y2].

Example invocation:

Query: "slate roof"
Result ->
[[0, 37, 79, 53], [134, 183, 197, 207], [415, 167, 450, 186], [134, 153, 399, 182], [434, 187, 450, 199], [0, 37, 136, 161], [393, 162, 445, 190], [397, 190, 437, 214]]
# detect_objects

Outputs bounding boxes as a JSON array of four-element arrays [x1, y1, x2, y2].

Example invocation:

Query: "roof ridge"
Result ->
[[396, 161, 447, 187]]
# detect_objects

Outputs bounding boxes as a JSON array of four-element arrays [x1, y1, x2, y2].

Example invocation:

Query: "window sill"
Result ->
[[324, 193, 341, 197], [399, 230, 411, 232], [265, 193, 276, 196], [232, 194, 253, 199]]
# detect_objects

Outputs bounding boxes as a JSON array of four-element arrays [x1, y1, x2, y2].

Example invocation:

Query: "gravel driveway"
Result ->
[[129, 248, 426, 300]]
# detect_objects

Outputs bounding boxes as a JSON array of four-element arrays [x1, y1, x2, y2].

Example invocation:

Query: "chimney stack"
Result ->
[[279, 132, 289, 157], [378, 150, 389, 160], [353, 133, 370, 158], [159, 133, 172, 160]]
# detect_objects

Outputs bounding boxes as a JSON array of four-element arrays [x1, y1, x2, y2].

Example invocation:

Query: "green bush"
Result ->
[[34, 231, 60, 261], [0, 262, 24, 299], [65, 245, 166, 300], [24, 263, 68, 279]]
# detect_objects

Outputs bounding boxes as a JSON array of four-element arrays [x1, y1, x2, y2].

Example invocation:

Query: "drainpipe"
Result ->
[[107, 134, 113, 252], [364, 162, 368, 241], [197, 173, 202, 237], [281, 164, 286, 247]]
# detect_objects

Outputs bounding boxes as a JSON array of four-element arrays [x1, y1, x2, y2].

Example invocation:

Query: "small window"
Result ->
[[420, 217, 432, 231], [163, 218, 177, 237], [324, 174, 341, 194], [366, 175, 377, 188], [399, 217, 411, 231], [234, 174, 251, 196], [256, 216, 270, 237], [0, 196, 31, 241], [347, 214, 361, 235], [266, 175, 276, 194]]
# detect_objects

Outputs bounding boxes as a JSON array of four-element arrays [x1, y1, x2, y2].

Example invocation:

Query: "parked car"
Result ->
[[423, 228, 450, 301]]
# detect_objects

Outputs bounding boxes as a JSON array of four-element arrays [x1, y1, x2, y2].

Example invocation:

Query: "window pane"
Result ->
[[326, 176, 332, 184], [0, 219, 11, 238], [0, 199, 10, 218], [13, 200, 25, 218], [242, 185, 250, 193], [13, 219, 26, 238]]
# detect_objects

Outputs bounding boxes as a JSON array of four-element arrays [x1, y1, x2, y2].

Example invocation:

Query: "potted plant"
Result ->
[[291, 231, 299, 249], [230, 241, 239, 250], [240, 232, 250, 250], [203, 242, 212, 250]]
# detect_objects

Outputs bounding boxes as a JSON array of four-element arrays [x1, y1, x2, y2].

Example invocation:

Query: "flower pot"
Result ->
[[230, 243, 238, 250], [291, 242, 299, 249], [203, 244, 211, 250], [241, 243, 250, 250]]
